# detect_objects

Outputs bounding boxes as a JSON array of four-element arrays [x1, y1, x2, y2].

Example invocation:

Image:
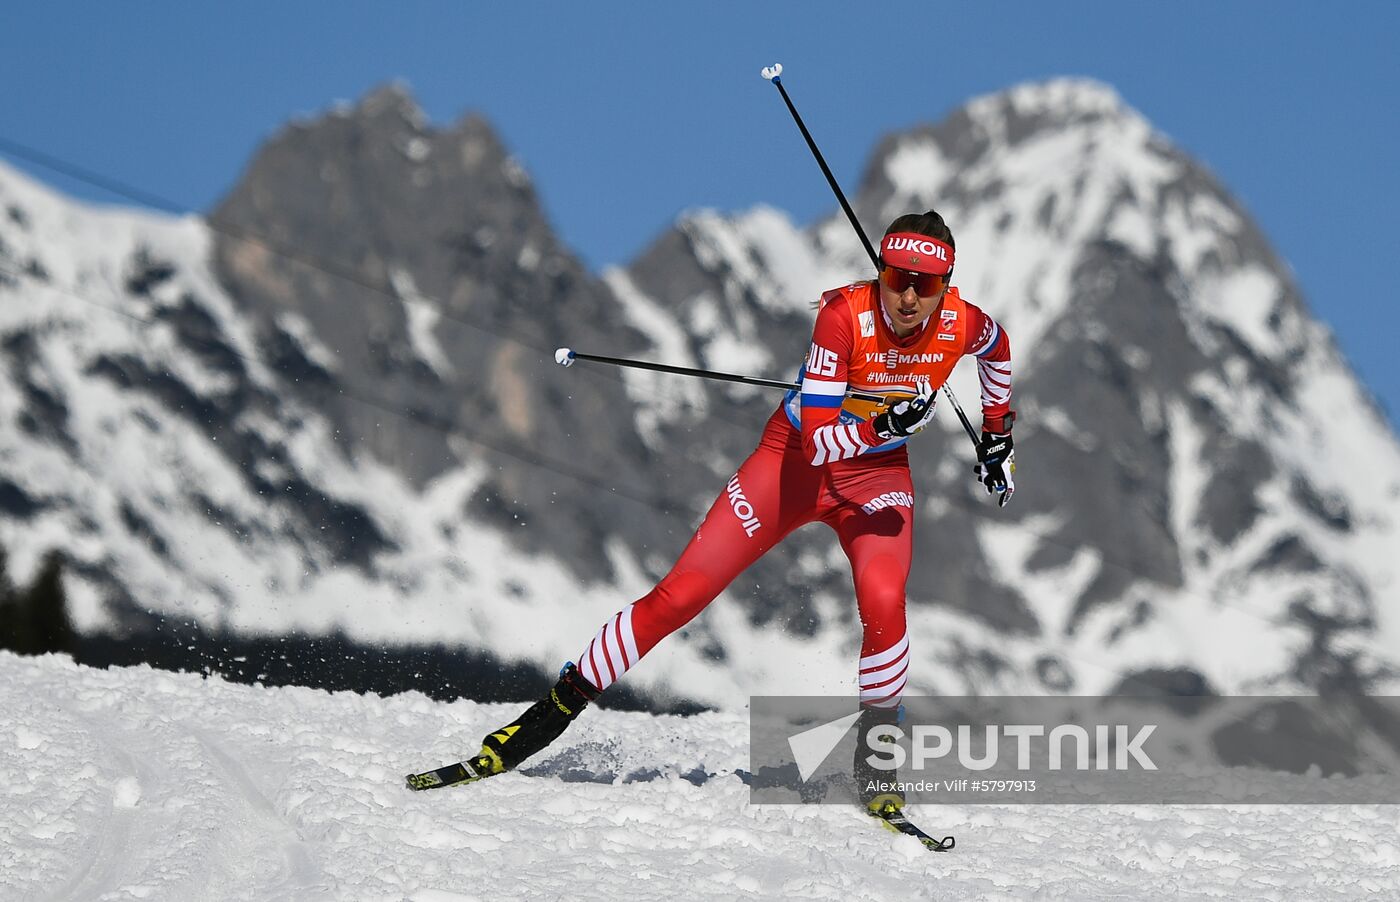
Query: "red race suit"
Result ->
[[575, 281, 1011, 707]]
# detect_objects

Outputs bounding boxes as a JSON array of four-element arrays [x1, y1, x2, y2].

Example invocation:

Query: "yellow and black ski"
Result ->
[[869, 800, 955, 852], [405, 754, 500, 791]]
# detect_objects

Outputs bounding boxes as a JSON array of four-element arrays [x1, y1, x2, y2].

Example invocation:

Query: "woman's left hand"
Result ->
[[974, 431, 1015, 507]]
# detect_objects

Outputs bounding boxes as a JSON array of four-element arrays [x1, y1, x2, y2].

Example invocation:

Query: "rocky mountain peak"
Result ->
[[350, 80, 427, 128], [207, 83, 660, 578], [220, 82, 533, 251], [970, 77, 1132, 128], [851, 77, 1165, 239]]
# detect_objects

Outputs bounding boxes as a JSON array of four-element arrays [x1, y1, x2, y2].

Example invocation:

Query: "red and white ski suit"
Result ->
[[577, 281, 1012, 707]]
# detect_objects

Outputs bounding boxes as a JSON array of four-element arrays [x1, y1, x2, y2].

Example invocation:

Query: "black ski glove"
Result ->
[[871, 382, 937, 440], [974, 430, 1015, 507]]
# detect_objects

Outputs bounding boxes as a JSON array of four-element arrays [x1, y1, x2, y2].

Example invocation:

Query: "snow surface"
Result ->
[[2, 652, 1397, 901]]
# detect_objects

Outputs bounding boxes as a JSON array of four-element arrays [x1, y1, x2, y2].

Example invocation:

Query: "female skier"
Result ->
[[417, 210, 1015, 813]]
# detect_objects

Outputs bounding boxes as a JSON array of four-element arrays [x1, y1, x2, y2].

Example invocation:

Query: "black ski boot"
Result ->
[[853, 704, 905, 814], [405, 663, 599, 791], [474, 662, 599, 776]]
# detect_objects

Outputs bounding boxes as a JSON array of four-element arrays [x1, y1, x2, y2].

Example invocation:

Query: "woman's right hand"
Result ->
[[870, 382, 937, 439]]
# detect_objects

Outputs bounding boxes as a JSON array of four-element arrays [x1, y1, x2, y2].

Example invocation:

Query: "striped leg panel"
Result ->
[[858, 633, 909, 708], [577, 604, 640, 693]]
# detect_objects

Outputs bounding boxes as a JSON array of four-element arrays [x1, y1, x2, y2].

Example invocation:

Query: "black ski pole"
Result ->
[[553, 347, 890, 405], [760, 63, 981, 448]]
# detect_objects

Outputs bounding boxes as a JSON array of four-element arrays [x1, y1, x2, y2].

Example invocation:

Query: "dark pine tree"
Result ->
[[23, 551, 74, 656], [0, 545, 75, 656]]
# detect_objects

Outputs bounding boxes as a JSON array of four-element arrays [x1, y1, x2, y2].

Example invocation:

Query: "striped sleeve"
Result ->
[[800, 294, 872, 466], [964, 302, 1013, 432]]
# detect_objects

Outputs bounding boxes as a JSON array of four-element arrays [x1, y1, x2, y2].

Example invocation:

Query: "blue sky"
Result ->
[[2, 3, 1397, 421]]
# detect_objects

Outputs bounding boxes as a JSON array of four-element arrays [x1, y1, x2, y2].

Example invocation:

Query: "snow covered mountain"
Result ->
[[2, 79, 1398, 708], [3, 651, 1394, 900], [607, 79, 1400, 698], [0, 94, 675, 691]]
